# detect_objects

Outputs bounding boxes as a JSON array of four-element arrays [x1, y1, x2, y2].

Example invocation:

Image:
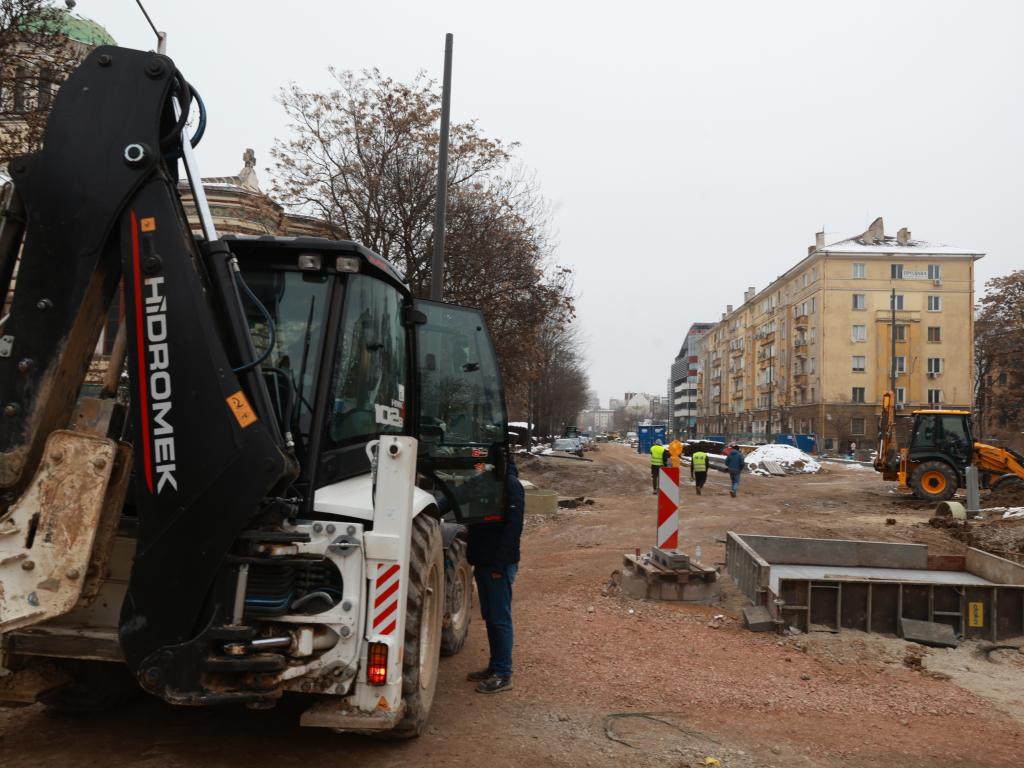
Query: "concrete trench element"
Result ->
[[725, 532, 1024, 640], [620, 553, 721, 602]]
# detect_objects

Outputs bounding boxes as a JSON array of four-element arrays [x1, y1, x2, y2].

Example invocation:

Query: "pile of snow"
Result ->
[[745, 444, 821, 475]]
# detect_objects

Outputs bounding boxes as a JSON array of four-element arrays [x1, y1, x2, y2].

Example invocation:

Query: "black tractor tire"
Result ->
[[38, 660, 140, 717], [441, 535, 473, 657], [386, 514, 444, 739], [909, 460, 958, 502]]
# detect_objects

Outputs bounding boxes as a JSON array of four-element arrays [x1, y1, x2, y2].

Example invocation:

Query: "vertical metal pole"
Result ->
[[966, 465, 980, 516], [767, 360, 773, 444], [430, 33, 454, 302]]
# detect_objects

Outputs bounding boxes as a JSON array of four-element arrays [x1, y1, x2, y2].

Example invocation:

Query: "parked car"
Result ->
[[553, 437, 584, 457]]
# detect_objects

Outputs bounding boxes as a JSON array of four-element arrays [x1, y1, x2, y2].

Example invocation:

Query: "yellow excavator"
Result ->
[[874, 391, 1024, 502]]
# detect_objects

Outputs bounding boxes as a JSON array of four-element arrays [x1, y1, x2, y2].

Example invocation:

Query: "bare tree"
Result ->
[[271, 69, 574, 408], [975, 270, 1024, 448], [527, 320, 589, 439]]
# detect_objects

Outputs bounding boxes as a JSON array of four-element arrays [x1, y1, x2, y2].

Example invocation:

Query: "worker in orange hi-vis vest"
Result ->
[[667, 437, 684, 468]]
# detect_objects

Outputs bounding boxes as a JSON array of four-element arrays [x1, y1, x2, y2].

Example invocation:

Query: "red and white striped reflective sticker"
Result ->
[[372, 563, 401, 636], [657, 467, 680, 550]]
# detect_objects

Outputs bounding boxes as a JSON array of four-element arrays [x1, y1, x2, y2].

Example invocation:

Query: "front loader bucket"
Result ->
[[0, 430, 128, 632]]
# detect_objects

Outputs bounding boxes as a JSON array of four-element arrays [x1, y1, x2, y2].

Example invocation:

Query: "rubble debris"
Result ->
[[886, 517, 897, 525], [601, 570, 622, 597], [557, 496, 595, 508], [745, 444, 821, 475], [986, 483, 1024, 508]]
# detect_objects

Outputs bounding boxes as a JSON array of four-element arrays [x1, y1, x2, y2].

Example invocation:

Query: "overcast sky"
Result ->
[[84, 0, 1023, 407]]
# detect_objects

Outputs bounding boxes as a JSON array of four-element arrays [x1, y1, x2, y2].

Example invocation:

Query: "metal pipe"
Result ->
[[231, 563, 249, 625], [430, 33, 453, 302], [249, 635, 292, 650]]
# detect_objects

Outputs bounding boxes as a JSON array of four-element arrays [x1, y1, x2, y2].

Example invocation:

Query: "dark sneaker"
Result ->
[[730, 490, 736, 497], [466, 667, 493, 682], [475, 675, 513, 694], [696, 487, 701, 495]]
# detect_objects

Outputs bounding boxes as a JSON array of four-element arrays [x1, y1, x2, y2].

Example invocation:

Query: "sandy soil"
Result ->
[[2, 443, 1022, 767]]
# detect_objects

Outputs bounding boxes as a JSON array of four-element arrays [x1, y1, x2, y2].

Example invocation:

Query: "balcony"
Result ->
[[730, 346, 744, 357], [794, 373, 809, 388], [794, 314, 809, 329], [793, 340, 808, 355], [875, 310, 919, 324]]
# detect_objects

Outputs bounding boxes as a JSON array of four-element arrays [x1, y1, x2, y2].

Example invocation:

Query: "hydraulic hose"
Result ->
[[232, 270, 276, 375]]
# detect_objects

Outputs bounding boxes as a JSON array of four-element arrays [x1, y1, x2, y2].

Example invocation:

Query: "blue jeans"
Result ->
[[730, 471, 741, 493], [474, 563, 517, 677]]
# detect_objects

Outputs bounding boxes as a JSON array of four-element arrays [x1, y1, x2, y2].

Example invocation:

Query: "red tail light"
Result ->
[[367, 642, 388, 686]]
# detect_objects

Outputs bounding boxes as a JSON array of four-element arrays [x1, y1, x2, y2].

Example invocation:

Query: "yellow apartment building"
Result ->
[[695, 218, 982, 452]]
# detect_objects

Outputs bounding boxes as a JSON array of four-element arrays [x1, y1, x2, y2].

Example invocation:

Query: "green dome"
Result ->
[[24, 8, 116, 47], [60, 12, 116, 46]]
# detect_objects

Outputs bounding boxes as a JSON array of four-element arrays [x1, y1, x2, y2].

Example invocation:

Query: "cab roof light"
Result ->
[[336, 256, 360, 273], [297, 253, 322, 271], [367, 641, 388, 686]]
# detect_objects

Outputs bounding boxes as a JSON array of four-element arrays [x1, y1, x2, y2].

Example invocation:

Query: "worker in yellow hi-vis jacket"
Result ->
[[649, 440, 667, 494]]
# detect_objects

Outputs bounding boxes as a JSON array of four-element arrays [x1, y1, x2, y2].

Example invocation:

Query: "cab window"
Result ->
[[327, 275, 407, 445]]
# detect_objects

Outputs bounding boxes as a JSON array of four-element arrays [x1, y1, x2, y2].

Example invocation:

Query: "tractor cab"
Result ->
[[909, 410, 973, 467], [905, 409, 973, 500]]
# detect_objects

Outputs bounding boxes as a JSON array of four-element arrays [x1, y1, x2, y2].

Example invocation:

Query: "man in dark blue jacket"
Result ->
[[725, 444, 745, 497], [465, 456, 524, 693]]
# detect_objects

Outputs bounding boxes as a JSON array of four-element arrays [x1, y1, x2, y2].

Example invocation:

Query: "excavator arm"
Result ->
[[0, 47, 294, 702], [974, 442, 1024, 487], [874, 390, 900, 480]]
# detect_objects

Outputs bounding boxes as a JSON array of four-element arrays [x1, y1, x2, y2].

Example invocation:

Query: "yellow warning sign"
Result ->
[[968, 601, 984, 628], [226, 390, 258, 428], [140, 216, 156, 232]]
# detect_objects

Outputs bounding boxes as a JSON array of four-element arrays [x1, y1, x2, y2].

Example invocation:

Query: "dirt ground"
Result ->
[[3, 443, 1023, 767]]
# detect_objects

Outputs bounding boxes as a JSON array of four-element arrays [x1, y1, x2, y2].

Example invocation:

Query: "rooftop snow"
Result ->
[[820, 237, 982, 256]]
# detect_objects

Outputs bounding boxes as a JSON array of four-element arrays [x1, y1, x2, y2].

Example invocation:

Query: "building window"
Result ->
[[895, 387, 905, 405], [853, 263, 865, 279], [852, 324, 866, 342], [928, 389, 942, 404], [852, 293, 866, 310], [928, 326, 941, 343], [928, 264, 941, 280], [851, 418, 866, 435], [809, 357, 816, 374], [894, 355, 906, 374], [890, 294, 905, 310], [928, 295, 942, 312], [891, 264, 904, 279], [810, 328, 817, 342], [893, 324, 907, 342], [927, 357, 943, 375], [852, 355, 866, 372], [998, 371, 1008, 386], [851, 387, 866, 403]]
